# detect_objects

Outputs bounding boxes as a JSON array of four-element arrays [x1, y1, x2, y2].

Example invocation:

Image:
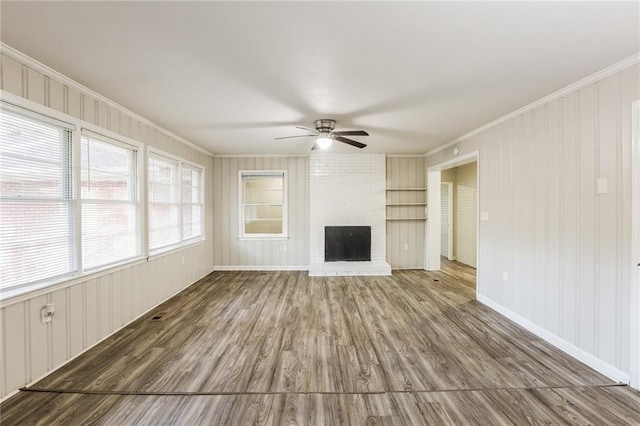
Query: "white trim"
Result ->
[[428, 151, 479, 171], [631, 100, 640, 389], [147, 148, 206, 256], [425, 170, 441, 270], [478, 294, 630, 385], [213, 265, 308, 271], [0, 266, 215, 404], [425, 52, 640, 157], [81, 126, 143, 152], [238, 170, 288, 239], [0, 96, 75, 129], [239, 236, 289, 241], [0, 43, 214, 157], [215, 154, 308, 158], [441, 182, 454, 260], [426, 152, 480, 279], [0, 258, 147, 308]]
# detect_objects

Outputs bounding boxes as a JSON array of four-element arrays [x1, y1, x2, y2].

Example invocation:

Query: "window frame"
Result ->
[[238, 170, 288, 240], [0, 103, 77, 293], [0, 99, 148, 298], [80, 130, 142, 271], [147, 148, 205, 256]]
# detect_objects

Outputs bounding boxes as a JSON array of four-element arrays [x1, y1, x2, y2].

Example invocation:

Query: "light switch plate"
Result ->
[[480, 211, 489, 221], [597, 178, 608, 194]]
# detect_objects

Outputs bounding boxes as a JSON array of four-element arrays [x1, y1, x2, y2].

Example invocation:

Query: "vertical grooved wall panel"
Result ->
[[213, 156, 309, 268], [386, 156, 425, 269], [425, 62, 640, 380]]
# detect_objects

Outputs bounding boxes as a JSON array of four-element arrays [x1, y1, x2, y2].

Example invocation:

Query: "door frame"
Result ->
[[631, 100, 640, 389], [425, 151, 479, 294], [441, 182, 454, 260]]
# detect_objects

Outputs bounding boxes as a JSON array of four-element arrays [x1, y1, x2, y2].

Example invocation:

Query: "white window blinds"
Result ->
[[148, 152, 204, 254], [81, 134, 139, 270], [0, 108, 75, 290]]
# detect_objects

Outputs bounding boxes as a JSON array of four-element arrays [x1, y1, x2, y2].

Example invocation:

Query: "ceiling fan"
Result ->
[[275, 119, 368, 150]]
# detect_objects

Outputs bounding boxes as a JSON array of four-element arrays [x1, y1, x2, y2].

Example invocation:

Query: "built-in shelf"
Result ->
[[386, 188, 426, 221]]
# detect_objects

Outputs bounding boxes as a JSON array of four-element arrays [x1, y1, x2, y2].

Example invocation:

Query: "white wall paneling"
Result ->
[[212, 156, 309, 269], [0, 48, 214, 401], [385, 156, 426, 269], [426, 61, 640, 385]]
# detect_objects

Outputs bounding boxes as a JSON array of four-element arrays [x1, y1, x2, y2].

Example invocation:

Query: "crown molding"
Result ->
[[0, 43, 214, 157], [425, 52, 640, 157], [214, 154, 309, 158]]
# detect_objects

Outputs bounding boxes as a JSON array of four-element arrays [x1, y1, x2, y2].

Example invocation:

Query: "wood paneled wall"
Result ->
[[426, 63, 639, 381], [0, 48, 214, 400], [212, 156, 309, 268], [386, 156, 426, 269]]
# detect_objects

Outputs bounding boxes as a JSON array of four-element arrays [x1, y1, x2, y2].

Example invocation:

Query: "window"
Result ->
[[239, 171, 287, 238], [182, 164, 204, 241], [0, 108, 75, 290], [148, 151, 204, 254], [81, 133, 139, 270]]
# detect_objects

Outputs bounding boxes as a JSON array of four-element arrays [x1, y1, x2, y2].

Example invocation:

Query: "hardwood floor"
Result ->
[[2, 261, 639, 424]]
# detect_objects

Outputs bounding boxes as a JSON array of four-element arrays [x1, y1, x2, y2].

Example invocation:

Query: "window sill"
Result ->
[[147, 238, 206, 261], [0, 256, 147, 307], [0, 239, 208, 307]]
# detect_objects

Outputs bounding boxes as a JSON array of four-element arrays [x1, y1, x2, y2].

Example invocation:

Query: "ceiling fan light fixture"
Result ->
[[316, 135, 333, 149]]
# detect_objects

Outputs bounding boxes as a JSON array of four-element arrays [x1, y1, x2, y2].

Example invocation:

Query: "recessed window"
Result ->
[[239, 171, 287, 238], [148, 151, 204, 255], [0, 108, 75, 290], [81, 133, 140, 270]]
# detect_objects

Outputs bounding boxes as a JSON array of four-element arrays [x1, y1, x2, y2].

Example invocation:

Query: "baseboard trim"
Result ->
[[213, 265, 309, 271], [477, 294, 630, 385], [0, 267, 215, 404]]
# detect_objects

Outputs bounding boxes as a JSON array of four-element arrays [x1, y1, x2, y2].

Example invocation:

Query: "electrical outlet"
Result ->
[[41, 303, 55, 324], [283, 244, 288, 251], [404, 244, 409, 251], [502, 271, 509, 282]]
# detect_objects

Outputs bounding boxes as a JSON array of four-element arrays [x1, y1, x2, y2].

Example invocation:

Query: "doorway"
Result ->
[[426, 152, 479, 294]]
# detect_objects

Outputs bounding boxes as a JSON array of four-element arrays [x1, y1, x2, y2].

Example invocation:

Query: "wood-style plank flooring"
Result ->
[[2, 260, 640, 424]]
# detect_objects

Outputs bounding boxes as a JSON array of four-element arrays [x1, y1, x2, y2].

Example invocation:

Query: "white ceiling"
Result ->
[[1, 2, 638, 155]]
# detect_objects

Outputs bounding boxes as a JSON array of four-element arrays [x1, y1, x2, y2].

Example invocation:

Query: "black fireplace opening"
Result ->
[[325, 226, 371, 262]]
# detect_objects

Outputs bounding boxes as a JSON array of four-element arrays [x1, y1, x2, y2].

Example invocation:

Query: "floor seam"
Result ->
[[19, 382, 627, 397]]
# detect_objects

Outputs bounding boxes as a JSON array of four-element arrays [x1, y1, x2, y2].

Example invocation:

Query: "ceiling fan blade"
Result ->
[[275, 134, 316, 140], [335, 136, 367, 149], [296, 126, 317, 133], [311, 143, 319, 150], [333, 130, 369, 136]]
